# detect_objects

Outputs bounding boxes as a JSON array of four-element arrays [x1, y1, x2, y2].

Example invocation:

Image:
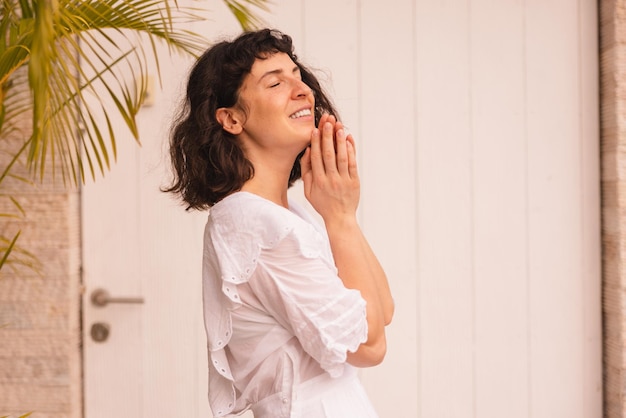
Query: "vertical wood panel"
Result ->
[[415, 2, 474, 417], [301, 0, 360, 135], [359, 1, 418, 417], [525, 1, 586, 416], [470, 1, 529, 417], [260, 0, 304, 46], [579, 0, 603, 415]]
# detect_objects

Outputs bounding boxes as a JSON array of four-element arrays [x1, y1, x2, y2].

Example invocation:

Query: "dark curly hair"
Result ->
[[164, 29, 339, 210]]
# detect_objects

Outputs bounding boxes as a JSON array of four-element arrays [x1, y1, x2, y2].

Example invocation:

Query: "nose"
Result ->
[[293, 79, 312, 99]]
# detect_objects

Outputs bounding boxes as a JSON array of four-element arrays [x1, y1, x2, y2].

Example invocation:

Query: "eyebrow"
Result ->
[[258, 65, 301, 83]]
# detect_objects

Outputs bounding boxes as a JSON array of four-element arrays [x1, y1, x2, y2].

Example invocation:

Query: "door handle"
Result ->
[[91, 288, 144, 307]]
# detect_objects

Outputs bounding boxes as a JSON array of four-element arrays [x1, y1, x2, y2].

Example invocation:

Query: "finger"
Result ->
[[334, 120, 344, 135], [346, 132, 356, 150], [346, 134, 359, 179], [321, 121, 337, 173], [333, 120, 344, 150], [335, 128, 349, 175], [319, 114, 337, 133], [318, 113, 330, 130], [309, 127, 325, 175]]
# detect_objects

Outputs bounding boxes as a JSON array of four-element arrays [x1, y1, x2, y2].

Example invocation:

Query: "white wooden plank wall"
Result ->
[[358, 0, 420, 415], [526, 2, 582, 416], [266, 0, 602, 417], [580, 0, 603, 415], [471, 1, 527, 416], [96, 0, 601, 416], [415, 2, 475, 416]]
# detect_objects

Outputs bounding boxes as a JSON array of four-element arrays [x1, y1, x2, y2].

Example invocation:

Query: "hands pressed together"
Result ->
[[300, 114, 394, 367], [300, 114, 360, 225]]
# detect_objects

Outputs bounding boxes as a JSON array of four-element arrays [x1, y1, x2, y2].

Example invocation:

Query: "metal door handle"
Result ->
[[91, 288, 144, 307]]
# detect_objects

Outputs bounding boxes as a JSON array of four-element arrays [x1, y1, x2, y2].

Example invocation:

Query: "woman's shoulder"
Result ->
[[209, 191, 298, 241], [212, 191, 288, 215], [206, 191, 329, 259], [204, 191, 328, 286]]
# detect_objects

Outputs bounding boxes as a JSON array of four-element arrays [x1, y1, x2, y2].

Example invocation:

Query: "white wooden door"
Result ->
[[80, 4, 232, 417], [82, 1, 602, 417], [80, 42, 212, 418]]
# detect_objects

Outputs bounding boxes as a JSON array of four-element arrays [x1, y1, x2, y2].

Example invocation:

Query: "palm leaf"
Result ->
[[0, 230, 41, 274], [0, 231, 21, 270], [24, 1, 205, 182], [0, 412, 33, 418], [12, 0, 268, 184], [224, 0, 270, 30], [0, 135, 38, 274], [0, 0, 269, 268]]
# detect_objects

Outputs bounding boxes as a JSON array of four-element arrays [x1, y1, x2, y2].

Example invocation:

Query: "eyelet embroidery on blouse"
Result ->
[[205, 193, 333, 417]]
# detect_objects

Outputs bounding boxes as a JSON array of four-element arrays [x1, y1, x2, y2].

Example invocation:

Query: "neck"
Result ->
[[241, 159, 294, 208]]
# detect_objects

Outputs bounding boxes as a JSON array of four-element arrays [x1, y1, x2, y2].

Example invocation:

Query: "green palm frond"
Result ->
[[0, 1, 31, 87], [0, 412, 33, 418], [0, 137, 39, 274], [0, 0, 269, 270], [25, 0, 211, 183], [0, 0, 269, 185], [224, 0, 270, 31], [0, 0, 269, 269]]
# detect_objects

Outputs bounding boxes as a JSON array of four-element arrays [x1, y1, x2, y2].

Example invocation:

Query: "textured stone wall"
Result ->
[[601, 1, 626, 417], [0, 114, 82, 415]]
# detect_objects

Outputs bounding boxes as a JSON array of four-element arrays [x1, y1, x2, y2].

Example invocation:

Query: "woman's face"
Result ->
[[235, 52, 315, 157]]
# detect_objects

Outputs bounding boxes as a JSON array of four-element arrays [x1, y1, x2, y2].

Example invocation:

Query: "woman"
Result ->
[[166, 29, 394, 418]]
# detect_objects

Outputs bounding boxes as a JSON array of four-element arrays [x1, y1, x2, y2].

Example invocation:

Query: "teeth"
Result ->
[[290, 109, 312, 119]]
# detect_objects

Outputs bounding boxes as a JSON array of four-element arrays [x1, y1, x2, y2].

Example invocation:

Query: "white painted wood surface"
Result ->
[[82, 1, 601, 417]]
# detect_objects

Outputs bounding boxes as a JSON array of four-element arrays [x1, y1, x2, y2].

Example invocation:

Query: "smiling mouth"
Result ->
[[289, 108, 312, 119]]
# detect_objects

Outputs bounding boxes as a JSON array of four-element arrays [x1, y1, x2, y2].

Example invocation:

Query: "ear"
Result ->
[[216, 108, 243, 135]]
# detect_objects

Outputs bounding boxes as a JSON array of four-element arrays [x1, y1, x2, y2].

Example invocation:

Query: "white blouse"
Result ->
[[202, 191, 368, 417]]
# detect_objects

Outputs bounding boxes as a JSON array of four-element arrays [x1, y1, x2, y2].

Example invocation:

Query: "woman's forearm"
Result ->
[[325, 216, 392, 366], [360, 236, 394, 325]]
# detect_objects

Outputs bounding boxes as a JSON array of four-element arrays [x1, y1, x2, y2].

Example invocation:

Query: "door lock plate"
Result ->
[[90, 322, 111, 342]]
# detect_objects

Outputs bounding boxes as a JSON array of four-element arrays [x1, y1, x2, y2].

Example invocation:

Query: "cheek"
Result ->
[[240, 91, 285, 126]]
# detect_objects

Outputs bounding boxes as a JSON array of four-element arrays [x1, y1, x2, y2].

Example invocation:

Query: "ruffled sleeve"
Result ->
[[201, 192, 367, 416], [249, 231, 368, 377], [202, 193, 297, 416]]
